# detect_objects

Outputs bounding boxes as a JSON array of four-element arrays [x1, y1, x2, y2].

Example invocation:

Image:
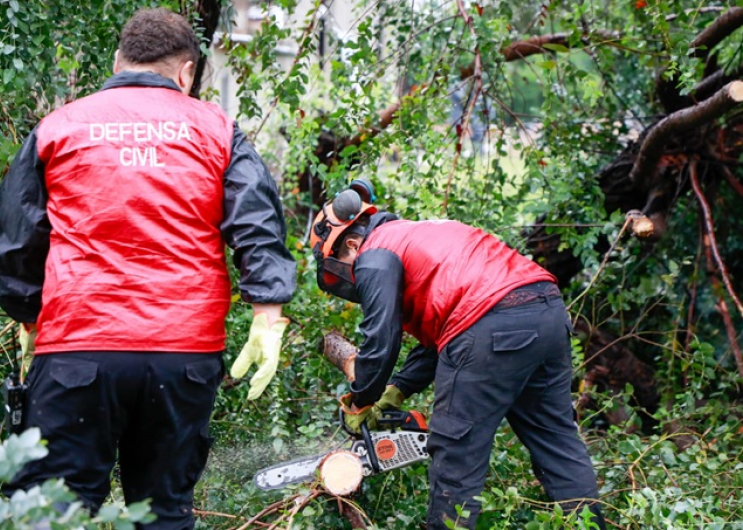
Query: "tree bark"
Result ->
[[690, 7, 743, 59], [187, 0, 222, 98], [630, 81, 743, 186], [323, 331, 358, 382]]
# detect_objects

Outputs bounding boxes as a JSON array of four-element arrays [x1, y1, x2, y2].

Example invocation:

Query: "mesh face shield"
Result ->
[[311, 192, 374, 304], [315, 254, 360, 303]]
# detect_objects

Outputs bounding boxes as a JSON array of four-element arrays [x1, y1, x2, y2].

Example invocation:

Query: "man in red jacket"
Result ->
[[0, 8, 295, 528], [311, 183, 605, 529]]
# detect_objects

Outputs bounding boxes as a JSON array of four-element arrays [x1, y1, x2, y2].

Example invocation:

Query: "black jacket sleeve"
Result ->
[[221, 123, 296, 304], [350, 248, 405, 407], [0, 127, 50, 322], [390, 343, 438, 397]]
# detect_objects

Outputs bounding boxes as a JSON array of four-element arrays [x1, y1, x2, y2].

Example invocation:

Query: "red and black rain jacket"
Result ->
[[349, 214, 556, 406], [0, 71, 295, 354]]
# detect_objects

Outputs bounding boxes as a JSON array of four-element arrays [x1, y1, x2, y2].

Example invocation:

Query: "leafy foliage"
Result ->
[[0, 429, 154, 528]]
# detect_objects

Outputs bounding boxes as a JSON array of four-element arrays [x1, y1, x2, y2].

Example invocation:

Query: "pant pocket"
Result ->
[[428, 410, 474, 441], [49, 358, 98, 389], [491, 330, 539, 352], [490, 330, 539, 371]]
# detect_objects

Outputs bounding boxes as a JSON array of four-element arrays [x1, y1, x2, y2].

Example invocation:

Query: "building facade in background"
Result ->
[[207, 0, 356, 118]]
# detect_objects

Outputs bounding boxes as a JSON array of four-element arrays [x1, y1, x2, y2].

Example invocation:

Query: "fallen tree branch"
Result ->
[[272, 489, 324, 530], [690, 67, 743, 103], [443, 0, 483, 213], [235, 497, 297, 530], [501, 33, 571, 61], [338, 497, 370, 529], [699, 211, 743, 379], [713, 282, 743, 378], [497, 30, 620, 62], [566, 213, 633, 315], [630, 81, 743, 184], [504, 7, 733, 64], [689, 160, 743, 320], [666, 6, 724, 23], [657, 7, 743, 113], [193, 508, 238, 520], [691, 7, 743, 59], [721, 165, 743, 199], [344, 83, 429, 148]]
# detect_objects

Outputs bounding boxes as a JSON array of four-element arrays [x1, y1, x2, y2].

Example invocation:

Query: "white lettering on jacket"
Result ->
[[119, 147, 165, 167], [89, 122, 191, 142], [89, 121, 191, 167]]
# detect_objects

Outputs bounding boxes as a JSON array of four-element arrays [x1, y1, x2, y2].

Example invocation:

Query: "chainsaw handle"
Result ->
[[338, 407, 358, 437], [361, 421, 380, 474], [377, 409, 428, 432], [338, 408, 381, 473]]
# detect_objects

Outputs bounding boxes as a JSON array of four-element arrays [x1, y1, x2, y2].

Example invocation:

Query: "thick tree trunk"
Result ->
[[186, 0, 222, 99]]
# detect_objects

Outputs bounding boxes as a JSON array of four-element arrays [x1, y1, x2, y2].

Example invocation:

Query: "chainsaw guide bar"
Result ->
[[254, 429, 429, 491]]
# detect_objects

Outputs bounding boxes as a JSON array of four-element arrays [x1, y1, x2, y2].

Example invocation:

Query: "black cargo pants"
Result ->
[[3, 351, 223, 530], [426, 282, 605, 529]]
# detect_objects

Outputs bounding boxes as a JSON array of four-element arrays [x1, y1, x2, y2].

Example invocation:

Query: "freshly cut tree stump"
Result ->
[[318, 450, 364, 496], [322, 331, 358, 382]]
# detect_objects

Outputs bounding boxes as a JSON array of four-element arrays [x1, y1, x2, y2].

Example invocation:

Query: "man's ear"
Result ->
[[347, 237, 361, 252], [177, 60, 196, 94], [113, 50, 121, 73]]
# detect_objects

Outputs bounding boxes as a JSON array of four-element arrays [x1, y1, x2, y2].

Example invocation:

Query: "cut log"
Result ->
[[322, 331, 358, 381], [318, 450, 364, 496], [626, 209, 655, 238]]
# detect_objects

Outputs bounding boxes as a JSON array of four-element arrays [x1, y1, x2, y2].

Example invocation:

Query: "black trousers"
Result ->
[[3, 351, 223, 530], [426, 283, 605, 529]]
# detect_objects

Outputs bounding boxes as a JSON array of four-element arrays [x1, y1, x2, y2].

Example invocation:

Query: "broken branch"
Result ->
[[721, 165, 743, 199], [691, 7, 743, 59], [689, 160, 743, 320], [630, 81, 743, 184], [700, 213, 743, 379], [443, 0, 483, 213], [323, 331, 358, 381]]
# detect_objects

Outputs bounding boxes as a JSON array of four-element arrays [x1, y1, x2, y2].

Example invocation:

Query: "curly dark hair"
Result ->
[[118, 8, 199, 66]]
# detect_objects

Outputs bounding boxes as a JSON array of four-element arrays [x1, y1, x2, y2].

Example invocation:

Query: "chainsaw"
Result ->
[[254, 409, 430, 491]]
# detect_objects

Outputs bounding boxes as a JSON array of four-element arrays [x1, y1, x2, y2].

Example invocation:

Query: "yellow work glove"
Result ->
[[339, 393, 376, 434], [371, 385, 406, 417], [19, 323, 37, 380], [229, 313, 289, 400]]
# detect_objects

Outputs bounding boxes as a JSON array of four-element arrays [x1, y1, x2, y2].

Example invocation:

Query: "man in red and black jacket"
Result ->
[[0, 8, 295, 528], [311, 185, 605, 530]]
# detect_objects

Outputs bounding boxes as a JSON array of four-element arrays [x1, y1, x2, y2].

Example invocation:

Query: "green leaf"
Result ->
[[126, 501, 152, 521], [96, 505, 120, 522], [541, 43, 569, 53]]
